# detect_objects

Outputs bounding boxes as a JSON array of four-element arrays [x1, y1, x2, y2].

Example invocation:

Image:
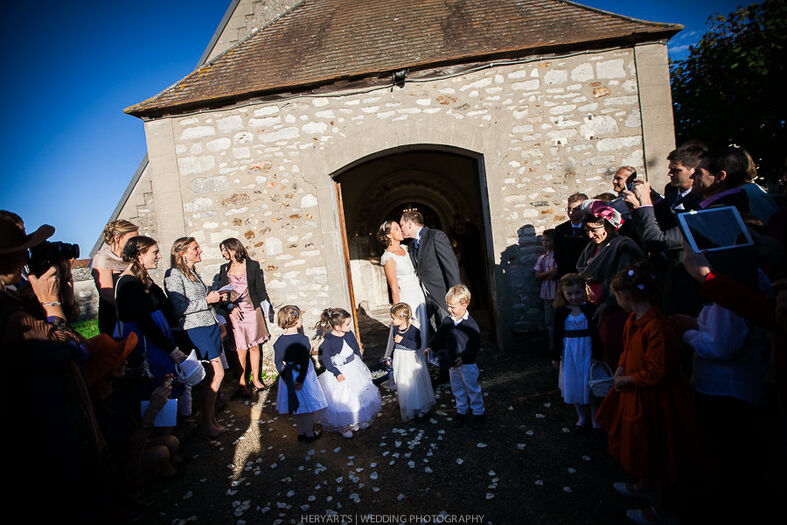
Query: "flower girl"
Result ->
[[315, 308, 382, 438], [273, 305, 327, 443], [383, 303, 435, 422]]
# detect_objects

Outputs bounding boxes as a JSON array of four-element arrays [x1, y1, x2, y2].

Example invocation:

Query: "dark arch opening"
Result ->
[[332, 145, 497, 344]]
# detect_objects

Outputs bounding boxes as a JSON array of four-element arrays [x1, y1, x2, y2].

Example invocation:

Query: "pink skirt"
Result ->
[[231, 305, 270, 350]]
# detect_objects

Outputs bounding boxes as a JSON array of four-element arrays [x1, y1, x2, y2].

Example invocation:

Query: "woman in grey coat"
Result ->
[[164, 236, 227, 438]]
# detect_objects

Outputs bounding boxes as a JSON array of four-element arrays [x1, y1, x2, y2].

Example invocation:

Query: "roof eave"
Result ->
[[125, 26, 682, 120]]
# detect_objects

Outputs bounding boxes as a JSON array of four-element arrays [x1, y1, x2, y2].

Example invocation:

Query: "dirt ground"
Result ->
[[128, 309, 650, 525]]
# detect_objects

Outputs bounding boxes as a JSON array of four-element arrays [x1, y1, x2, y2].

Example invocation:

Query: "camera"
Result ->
[[27, 241, 80, 277]]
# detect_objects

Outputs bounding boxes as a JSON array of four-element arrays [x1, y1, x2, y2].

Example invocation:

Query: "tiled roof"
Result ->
[[126, 0, 681, 118]]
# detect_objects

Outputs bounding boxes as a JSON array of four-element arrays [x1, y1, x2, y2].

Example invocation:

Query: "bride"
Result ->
[[377, 220, 428, 350]]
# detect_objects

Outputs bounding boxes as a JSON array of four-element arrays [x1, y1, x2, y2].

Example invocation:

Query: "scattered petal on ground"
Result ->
[[563, 486, 573, 493], [485, 493, 495, 500], [456, 458, 464, 464], [476, 442, 488, 448]]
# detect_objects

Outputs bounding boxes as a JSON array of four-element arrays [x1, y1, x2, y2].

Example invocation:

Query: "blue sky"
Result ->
[[0, 0, 751, 255]]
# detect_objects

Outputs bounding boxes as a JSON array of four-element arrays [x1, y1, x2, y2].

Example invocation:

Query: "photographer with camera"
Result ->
[[0, 216, 110, 522]]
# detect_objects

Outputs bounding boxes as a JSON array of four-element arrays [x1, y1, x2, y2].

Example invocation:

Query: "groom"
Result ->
[[399, 209, 462, 331]]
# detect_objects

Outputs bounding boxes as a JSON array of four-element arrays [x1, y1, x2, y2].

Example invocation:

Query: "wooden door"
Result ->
[[334, 179, 362, 350]]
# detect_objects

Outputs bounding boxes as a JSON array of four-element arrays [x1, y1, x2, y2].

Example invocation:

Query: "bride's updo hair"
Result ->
[[377, 220, 394, 246]]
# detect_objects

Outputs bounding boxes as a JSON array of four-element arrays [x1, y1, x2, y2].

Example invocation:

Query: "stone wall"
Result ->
[[141, 44, 675, 348]]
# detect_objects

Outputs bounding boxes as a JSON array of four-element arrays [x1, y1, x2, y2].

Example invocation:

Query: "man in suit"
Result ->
[[655, 143, 707, 228], [622, 143, 707, 315], [400, 209, 462, 385], [553, 193, 589, 277], [399, 209, 462, 330]]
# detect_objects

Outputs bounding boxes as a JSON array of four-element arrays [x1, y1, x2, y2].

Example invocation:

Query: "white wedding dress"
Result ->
[[381, 245, 428, 349]]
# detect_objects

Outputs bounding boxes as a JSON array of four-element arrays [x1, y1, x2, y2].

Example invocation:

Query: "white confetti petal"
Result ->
[[582, 455, 591, 461], [370, 472, 378, 480], [563, 486, 573, 493], [488, 470, 496, 476], [535, 413, 545, 419], [424, 467, 433, 474], [562, 427, 571, 433], [476, 442, 487, 448], [485, 493, 495, 500], [535, 480, 543, 486], [543, 402, 551, 408], [517, 443, 527, 450], [456, 458, 464, 464], [397, 494, 405, 501], [526, 430, 534, 436], [568, 467, 576, 474]]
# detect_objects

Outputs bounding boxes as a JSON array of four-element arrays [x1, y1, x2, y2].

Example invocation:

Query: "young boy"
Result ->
[[426, 284, 485, 427]]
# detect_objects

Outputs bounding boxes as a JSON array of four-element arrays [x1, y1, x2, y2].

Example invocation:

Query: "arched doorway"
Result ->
[[332, 145, 497, 344]]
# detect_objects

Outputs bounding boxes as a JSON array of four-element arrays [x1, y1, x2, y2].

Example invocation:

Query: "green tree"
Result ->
[[670, 0, 786, 181]]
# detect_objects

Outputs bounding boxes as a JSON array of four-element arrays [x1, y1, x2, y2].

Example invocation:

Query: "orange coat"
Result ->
[[595, 306, 705, 483]]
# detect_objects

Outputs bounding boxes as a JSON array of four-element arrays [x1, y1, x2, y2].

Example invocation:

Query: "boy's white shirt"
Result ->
[[451, 310, 469, 326]]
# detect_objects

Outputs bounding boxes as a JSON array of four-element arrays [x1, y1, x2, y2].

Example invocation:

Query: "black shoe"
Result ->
[[472, 414, 485, 427], [453, 413, 468, 427], [305, 430, 323, 443], [414, 413, 427, 424], [297, 434, 306, 442]]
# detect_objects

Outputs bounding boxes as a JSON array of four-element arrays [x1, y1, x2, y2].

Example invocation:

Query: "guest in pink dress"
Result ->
[[216, 238, 272, 396]]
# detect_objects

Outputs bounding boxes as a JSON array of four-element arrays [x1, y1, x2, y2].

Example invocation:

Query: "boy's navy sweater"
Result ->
[[273, 333, 310, 384], [320, 331, 362, 377], [429, 314, 480, 365]]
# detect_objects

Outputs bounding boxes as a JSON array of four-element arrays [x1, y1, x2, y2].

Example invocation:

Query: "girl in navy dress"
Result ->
[[315, 308, 382, 438], [383, 303, 435, 422], [273, 305, 327, 443], [552, 273, 602, 431]]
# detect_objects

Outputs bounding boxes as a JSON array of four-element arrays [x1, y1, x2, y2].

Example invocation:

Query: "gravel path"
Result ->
[[128, 323, 643, 525]]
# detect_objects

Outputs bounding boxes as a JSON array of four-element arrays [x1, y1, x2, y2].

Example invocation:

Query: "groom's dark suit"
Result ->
[[409, 226, 462, 322]]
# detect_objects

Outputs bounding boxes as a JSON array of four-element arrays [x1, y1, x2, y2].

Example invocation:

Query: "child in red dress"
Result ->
[[595, 262, 705, 524]]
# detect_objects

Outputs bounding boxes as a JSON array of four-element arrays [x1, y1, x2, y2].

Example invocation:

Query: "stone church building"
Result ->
[[113, 0, 681, 349]]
